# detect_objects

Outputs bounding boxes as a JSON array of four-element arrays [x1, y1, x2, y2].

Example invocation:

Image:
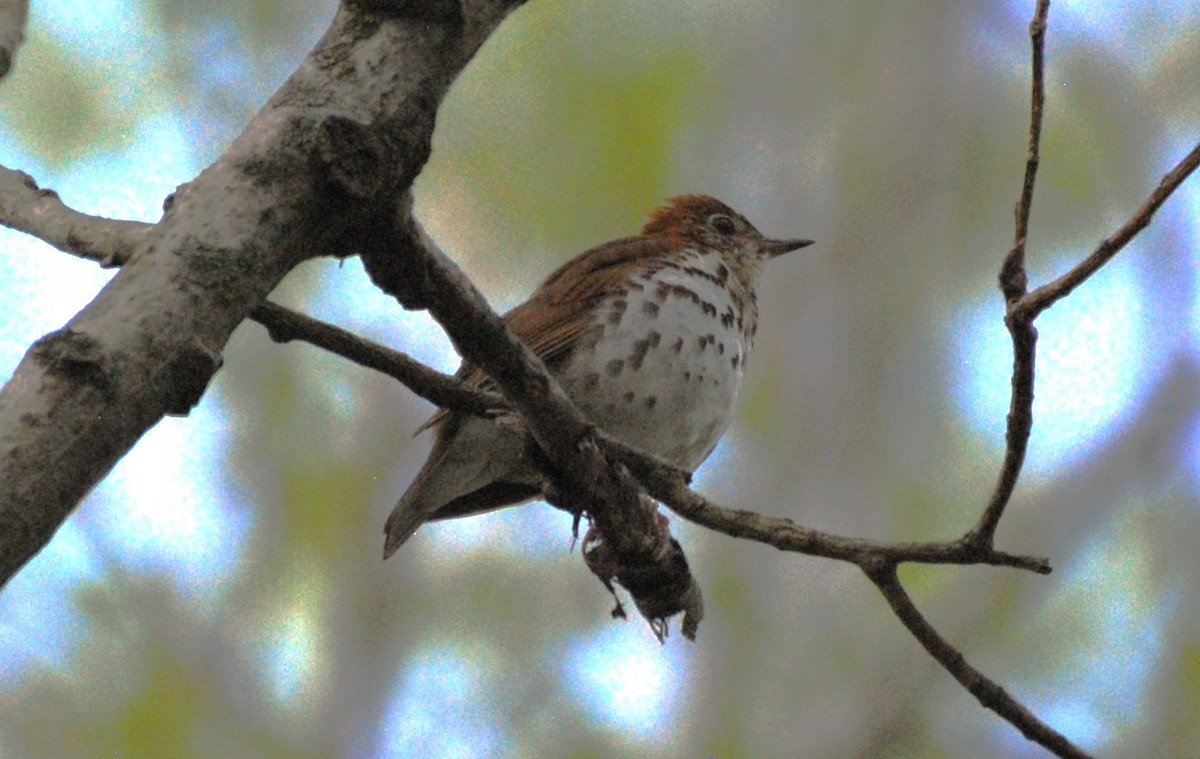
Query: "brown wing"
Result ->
[[415, 235, 669, 433]]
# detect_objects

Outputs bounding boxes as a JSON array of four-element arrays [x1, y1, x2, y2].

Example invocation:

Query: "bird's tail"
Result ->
[[383, 493, 426, 559], [382, 414, 532, 559]]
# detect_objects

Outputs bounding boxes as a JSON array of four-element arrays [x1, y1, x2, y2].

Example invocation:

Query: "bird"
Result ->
[[384, 195, 812, 557]]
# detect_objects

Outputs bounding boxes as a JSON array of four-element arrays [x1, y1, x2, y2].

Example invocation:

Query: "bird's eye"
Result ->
[[709, 214, 737, 235]]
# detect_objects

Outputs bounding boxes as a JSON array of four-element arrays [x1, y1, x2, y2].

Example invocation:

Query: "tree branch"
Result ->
[[250, 301, 510, 419], [1019, 140, 1200, 319], [0, 167, 149, 266], [1002, 0, 1049, 301], [8, 175, 1061, 651], [635, 466, 1050, 573], [970, 0, 1050, 548], [0, 165, 510, 423], [972, 136, 1200, 549], [863, 561, 1092, 759], [0, 1, 528, 589], [975, 3, 1200, 553], [3, 175, 1075, 751]]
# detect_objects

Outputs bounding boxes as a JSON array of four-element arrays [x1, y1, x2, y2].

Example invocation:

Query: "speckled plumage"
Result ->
[[383, 196, 812, 556]]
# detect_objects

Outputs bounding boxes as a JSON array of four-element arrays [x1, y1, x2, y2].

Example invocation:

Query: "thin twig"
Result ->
[[1004, 0, 1051, 299], [250, 301, 509, 418], [1019, 140, 1200, 318], [631, 463, 1051, 574], [970, 0, 1051, 548], [972, 138, 1200, 548], [863, 560, 1092, 759]]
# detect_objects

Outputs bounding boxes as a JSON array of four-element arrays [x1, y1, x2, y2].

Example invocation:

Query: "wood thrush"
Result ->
[[383, 195, 812, 557]]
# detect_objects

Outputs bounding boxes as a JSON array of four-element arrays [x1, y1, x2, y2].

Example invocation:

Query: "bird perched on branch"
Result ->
[[384, 195, 812, 557]]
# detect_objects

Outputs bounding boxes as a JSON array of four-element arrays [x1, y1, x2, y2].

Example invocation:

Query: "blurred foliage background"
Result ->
[[1, 1, 1199, 757]]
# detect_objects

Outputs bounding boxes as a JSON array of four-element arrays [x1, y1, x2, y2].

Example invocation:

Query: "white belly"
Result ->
[[557, 255, 753, 471]]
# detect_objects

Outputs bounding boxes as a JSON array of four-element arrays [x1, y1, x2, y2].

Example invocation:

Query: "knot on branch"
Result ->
[[998, 246, 1028, 303], [33, 311, 222, 419], [314, 115, 393, 202], [164, 340, 223, 416], [359, 192, 435, 310], [16, 169, 39, 192], [30, 329, 113, 396]]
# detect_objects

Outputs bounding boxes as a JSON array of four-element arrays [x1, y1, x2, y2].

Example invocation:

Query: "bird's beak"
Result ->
[[763, 238, 815, 258]]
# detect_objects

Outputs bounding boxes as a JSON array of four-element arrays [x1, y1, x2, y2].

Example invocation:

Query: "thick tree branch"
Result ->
[[0, 1, 527, 589]]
